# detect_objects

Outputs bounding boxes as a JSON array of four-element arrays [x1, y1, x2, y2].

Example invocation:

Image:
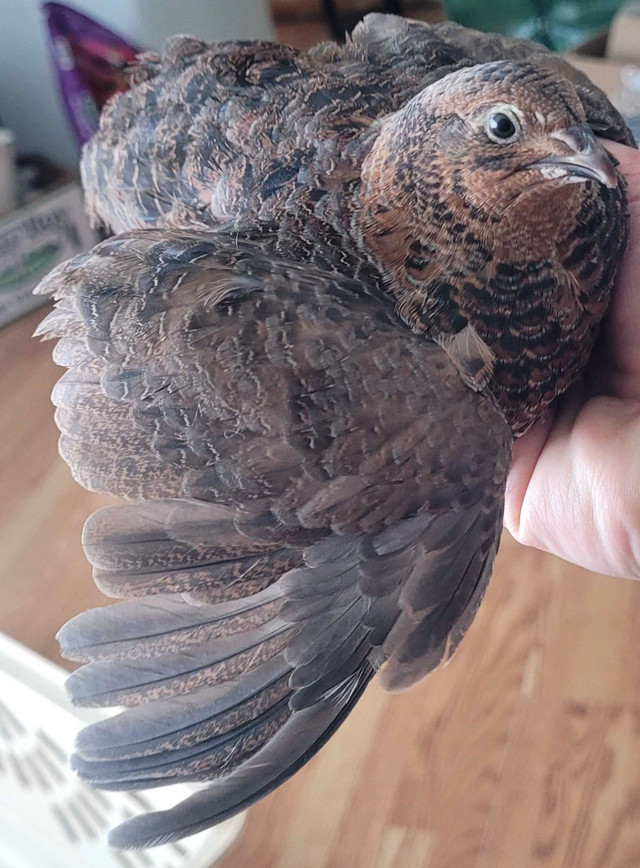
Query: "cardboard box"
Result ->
[[0, 182, 97, 328]]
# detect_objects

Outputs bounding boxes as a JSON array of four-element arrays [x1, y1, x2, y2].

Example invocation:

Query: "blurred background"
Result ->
[[2, 2, 640, 867]]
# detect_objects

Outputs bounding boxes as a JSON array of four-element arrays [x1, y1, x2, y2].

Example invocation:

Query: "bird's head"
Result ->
[[415, 60, 616, 198], [357, 60, 628, 432]]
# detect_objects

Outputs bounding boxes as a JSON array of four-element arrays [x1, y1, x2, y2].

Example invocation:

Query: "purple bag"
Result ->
[[43, 3, 143, 148]]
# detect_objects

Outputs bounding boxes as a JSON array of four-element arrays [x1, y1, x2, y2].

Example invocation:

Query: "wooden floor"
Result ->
[[3, 307, 640, 868]]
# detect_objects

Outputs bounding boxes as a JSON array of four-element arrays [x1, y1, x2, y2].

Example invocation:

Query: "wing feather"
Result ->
[[40, 229, 511, 845]]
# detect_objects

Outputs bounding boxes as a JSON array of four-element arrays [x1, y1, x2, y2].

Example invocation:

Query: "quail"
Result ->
[[36, 14, 632, 848]]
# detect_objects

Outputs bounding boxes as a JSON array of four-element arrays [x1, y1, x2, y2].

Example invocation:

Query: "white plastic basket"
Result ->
[[0, 632, 244, 868]]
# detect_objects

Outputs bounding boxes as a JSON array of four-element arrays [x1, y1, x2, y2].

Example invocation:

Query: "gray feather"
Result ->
[[107, 663, 372, 848]]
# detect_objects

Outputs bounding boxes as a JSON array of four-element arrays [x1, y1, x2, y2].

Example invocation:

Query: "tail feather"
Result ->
[[290, 623, 368, 689], [290, 641, 372, 711], [70, 696, 294, 788], [107, 662, 373, 849], [285, 595, 368, 667], [82, 502, 304, 599], [83, 502, 279, 572], [74, 657, 292, 761], [91, 553, 302, 600], [65, 621, 296, 707], [57, 586, 285, 662]]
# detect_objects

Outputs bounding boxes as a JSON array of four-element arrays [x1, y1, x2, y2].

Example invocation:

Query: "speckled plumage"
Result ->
[[36, 14, 632, 848], [82, 15, 632, 235]]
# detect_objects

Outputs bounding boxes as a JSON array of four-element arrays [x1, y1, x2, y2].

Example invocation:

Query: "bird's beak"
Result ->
[[531, 125, 618, 188]]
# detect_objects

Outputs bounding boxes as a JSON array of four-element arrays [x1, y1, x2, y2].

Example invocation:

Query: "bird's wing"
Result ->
[[81, 16, 633, 236], [37, 229, 512, 847]]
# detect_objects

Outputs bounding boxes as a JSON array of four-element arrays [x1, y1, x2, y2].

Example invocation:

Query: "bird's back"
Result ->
[[82, 14, 633, 237]]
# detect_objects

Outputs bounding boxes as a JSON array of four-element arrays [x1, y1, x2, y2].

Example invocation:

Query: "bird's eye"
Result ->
[[486, 110, 520, 143]]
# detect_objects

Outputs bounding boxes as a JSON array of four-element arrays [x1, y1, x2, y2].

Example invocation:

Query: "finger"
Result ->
[[504, 407, 556, 541], [597, 141, 640, 400]]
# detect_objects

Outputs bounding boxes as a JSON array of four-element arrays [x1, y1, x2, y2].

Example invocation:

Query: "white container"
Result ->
[[0, 632, 244, 867]]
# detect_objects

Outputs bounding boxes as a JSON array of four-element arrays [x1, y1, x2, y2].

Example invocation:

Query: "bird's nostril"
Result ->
[[551, 125, 595, 155]]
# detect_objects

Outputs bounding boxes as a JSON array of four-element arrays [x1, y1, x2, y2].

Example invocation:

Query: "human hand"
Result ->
[[504, 141, 640, 579]]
